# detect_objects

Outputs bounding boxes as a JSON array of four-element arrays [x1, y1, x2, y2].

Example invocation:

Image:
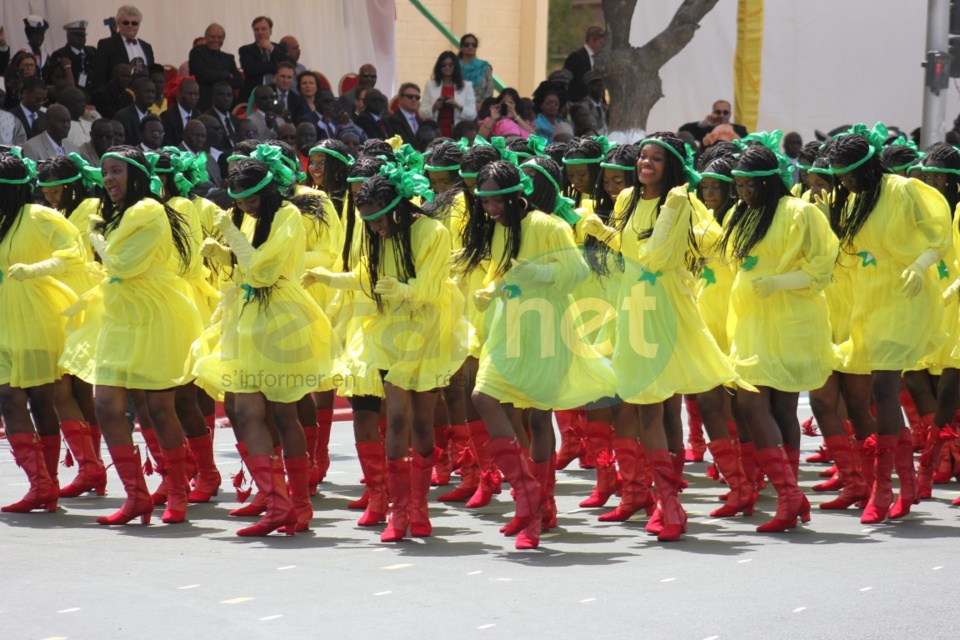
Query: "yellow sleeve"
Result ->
[[192, 197, 224, 238], [637, 196, 691, 273], [103, 202, 168, 279], [404, 218, 451, 304], [690, 195, 723, 257], [302, 199, 344, 272], [905, 177, 952, 255], [31, 205, 86, 273], [776, 200, 839, 293], [245, 205, 304, 289], [169, 197, 205, 279], [536, 213, 589, 294]]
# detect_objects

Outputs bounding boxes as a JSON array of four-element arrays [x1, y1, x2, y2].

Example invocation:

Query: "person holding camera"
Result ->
[[420, 51, 476, 139], [476, 87, 533, 140]]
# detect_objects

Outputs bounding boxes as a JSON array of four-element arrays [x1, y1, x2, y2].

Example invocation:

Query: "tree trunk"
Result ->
[[596, 0, 720, 140]]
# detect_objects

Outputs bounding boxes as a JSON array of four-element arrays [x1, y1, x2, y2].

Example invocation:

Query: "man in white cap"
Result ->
[[22, 15, 50, 73], [48, 21, 98, 90]]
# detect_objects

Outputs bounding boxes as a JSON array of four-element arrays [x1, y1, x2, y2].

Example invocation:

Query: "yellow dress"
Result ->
[[335, 215, 468, 394], [916, 203, 960, 373], [193, 203, 340, 402], [573, 198, 621, 354], [0, 205, 83, 388], [475, 211, 616, 410], [839, 174, 951, 373], [91, 200, 203, 389], [168, 196, 220, 321], [726, 198, 839, 391], [691, 198, 736, 354], [58, 198, 106, 297], [300, 190, 345, 315], [611, 189, 739, 403]]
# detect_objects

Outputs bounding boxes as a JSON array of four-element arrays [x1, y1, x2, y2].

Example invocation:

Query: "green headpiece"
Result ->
[[730, 130, 796, 189], [885, 135, 925, 172], [526, 135, 549, 158], [359, 161, 435, 221], [473, 136, 518, 165], [831, 122, 888, 175], [36, 152, 104, 190], [226, 144, 299, 198], [0, 147, 38, 184], [394, 144, 425, 174], [474, 170, 533, 198], [308, 144, 354, 167], [638, 136, 701, 189], [101, 150, 163, 196]]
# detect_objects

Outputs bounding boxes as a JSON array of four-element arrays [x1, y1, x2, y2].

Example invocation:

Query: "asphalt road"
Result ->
[[2, 408, 958, 640]]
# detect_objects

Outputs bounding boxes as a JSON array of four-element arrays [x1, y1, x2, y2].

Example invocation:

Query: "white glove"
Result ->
[[647, 190, 684, 252], [901, 248, 939, 299], [200, 238, 232, 264], [216, 214, 256, 269], [473, 280, 499, 312], [6, 258, 66, 281], [373, 276, 414, 301], [751, 270, 812, 299], [509, 258, 554, 286], [943, 277, 960, 304]]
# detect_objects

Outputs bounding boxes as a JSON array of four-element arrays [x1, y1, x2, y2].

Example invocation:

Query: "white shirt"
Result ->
[[178, 103, 193, 126], [584, 43, 598, 69], [124, 38, 147, 69]]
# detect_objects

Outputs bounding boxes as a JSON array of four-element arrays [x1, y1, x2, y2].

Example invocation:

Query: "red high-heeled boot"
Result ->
[[229, 442, 267, 516], [89, 423, 103, 463], [579, 421, 619, 508], [555, 409, 586, 470], [861, 434, 897, 524], [918, 423, 957, 498], [59, 420, 108, 498], [819, 434, 870, 510], [381, 457, 411, 542], [2, 432, 58, 513], [96, 445, 152, 525], [683, 396, 706, 462], [39, 434, 61, 497], [487, 437, 542, 549], [598, 438, 655, 521], [431, 426, 452, 486], [901, 390, 924, 451], [755, 447, 810, 532], [279, 456, 312, 533], [707, 439, 754, 517], [539, 453, 558, 531], [784, 445, 801, 484], [236, 456, 297, 536], [355, 441, 388, 526], [161, 445, 190, 523], [410, 447, 440, 537], [140, 428, 167, 505], [438, 422, 480, 501], [648, 449, 687, 541], [316, 408, 333, 483], [466, 420, 501, 508], [444, 421, 471, 474], [186, 432, 221, 503], [888, 428, 919, 519], [302, 422, 321, 496]]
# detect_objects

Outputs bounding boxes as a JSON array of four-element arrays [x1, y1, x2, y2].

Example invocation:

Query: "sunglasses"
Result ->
[[402, 94, 421, 100], [462, 42, 478, 47], [714, 109, 730, 115], [440, 62, 455, 68], [361, 73, 377, 78], [121, 20, 139, 26]]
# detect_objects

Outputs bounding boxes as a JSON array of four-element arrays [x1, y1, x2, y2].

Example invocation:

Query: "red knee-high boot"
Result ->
[[755, 447, 810, 532], [861, 434, 897, 524], [96, 445, 152, 525], [2, 432, 58, 512], [488, 437, 542, 549], [229, 442, 268, 516], [857, 435, 877, 508], [140, 428, 167, 505], [579, 421, 619, 508], [555, 409, 586, 470], [279, 455, 313, 533], [186, 432, 221, 503], [38, 434, 61, 497], [784, 444, 801, 485], [431, 425, 452, 486], [683, 396, 706, 462], [466, 420, 501, 508], [381, 457, 411, 542], [598, 438, 655, 522], [648, 449, 687, 541], [888, 428, 919, 519], [918, 423, 957, 498], [539, 453, 558, 531], [302, 420, 321, 496], [59, 420, 108, 498], [355, 441, 388, 526], [410, 447, 440, 537], [89, 423, 104, 464], [161, 445, 190, 523], [236, 456, 297, 536], [315, 409, 333, 483], [707, 439, 754, 517], [437, 422, 480, 501], [819, 434, 870, 510]]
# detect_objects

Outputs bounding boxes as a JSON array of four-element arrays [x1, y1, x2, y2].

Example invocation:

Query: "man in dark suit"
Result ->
[[160, 78, 201, 147], [563, 26, 605, 103], [386, 83, 422, 145], [353, 89, 389, 140], [180, 119, 222, 188], [189, 22, 243, 113], [296, 88, 340, 140], [12, 76, 47, 138], [90, 63, 133, 119], [270, 61, 304, 121], [92, 5, 154, 89], [46, 21, 97, 90], [114, 76, 156, 146], [238, 16, 292, 102], [204, 81, 242, 148]]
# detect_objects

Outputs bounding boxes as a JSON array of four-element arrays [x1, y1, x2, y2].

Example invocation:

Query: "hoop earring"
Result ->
[[518, 197, 529, 211], [392, 209, 401, 225]]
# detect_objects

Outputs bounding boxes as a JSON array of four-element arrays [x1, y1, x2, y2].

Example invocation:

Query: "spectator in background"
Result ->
[[340, 63, 378, 113], [198, 114, 229, 176], [532, 84, 568, 142], [297, 87, 339, 140], [92, 5, 154, 87], [76, 118, 115, 167], [12, 76, 47, 138], [181, 118, 221, 186], [238, 117, 260, 141], [91, 63, 133, 118], [387, 82, 422, 145], [552, 120, 574, 143], [296, 122, 317, 169], [420, 51, 476, 138], [271, 61, 303, 121], [111, 119, 126, 145], [180, 37, 205, 77], [22, 104, 78, 161], [239, 16, 291, 101], [279, 36, 307, 76], [276, 122, 297, 146], [458, 33, 493, 107], [679, 99, 747, 144], [296, 71, 323, 119], [148, 64, 168, 115], [59, 87, 99, 147], [451, 119, 478, 145], [246, 85, 283, 139], [190, 23, 243, 112], [782, 131, 803, 184], [354, 89, 390, 140], [477, 87, 533, 140], [0, 107, 27, 146], [204, 81, 241, 145], [138, 113, 164, 151], [114, 75, 155, 145], [160, 77, 201, 147], [3, 52, 39, 110], [22, 15, 50, 74], [414, 120, 441, 152], [577, 69, 608, 135], [336, 126, 363, 157], [563, 25, 605, 103], [47, 21, 97, 91]]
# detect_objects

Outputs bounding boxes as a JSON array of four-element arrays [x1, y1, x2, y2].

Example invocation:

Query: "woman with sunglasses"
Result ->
[[458, 33, 493, 107], [421, 51, 477, 139]]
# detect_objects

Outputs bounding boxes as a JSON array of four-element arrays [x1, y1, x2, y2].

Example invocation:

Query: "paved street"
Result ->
[[2, 406, 958, 640]]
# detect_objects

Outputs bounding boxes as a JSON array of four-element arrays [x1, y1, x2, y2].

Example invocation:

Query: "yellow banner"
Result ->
[[734, 0, 763, 132]]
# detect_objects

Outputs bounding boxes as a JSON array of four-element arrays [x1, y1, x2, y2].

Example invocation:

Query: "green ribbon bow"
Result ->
[[527, 135, 549, 158], [156, 147, 200, 198], [142, 152, 164, 196], [700, 265, 716, 286], [856, 250, 877, 267], [395, 144, 424, 174], [591, 135, 616, 156], [0, 147, 38, 184], [731, 130, 796, 189], [455, 137, 472, 153], [473, 136, 518, 165], [888, 135, 920, 155], [553, 195, 581, 226], [840, 123, 889, 155], [68, 152, 104, 190], [108, 277, 122, 284], [379, 161, 435, 203], [249, 144, 297, 188], [638, 267, 663, 286], [741, 255, 759, 271]]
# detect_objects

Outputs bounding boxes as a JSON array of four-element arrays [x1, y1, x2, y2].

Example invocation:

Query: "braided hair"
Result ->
[[521, 156, 561, 214], [562, 137, 603, 204], [343, 156, 386, 270], [312, 139, 350, 213], [695, 141, 738, 172], [696, 155, 736, 224], [543, 141, 569, 167], [37, 155, 89, 216], [457, 160, 527, 278], [0, 153, 33, 245], [827, 133, 885, 251], [356, 174, 421, 311], [358, 139, 395, 162], [880, 143, 920, 176], [923, 142, 960, 213], [424, 140, 464, 194], [460, 143, 502, 217], [97, 146, 192, 274], [617, 132, 688, 240], [720, 144, 792, 262]]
